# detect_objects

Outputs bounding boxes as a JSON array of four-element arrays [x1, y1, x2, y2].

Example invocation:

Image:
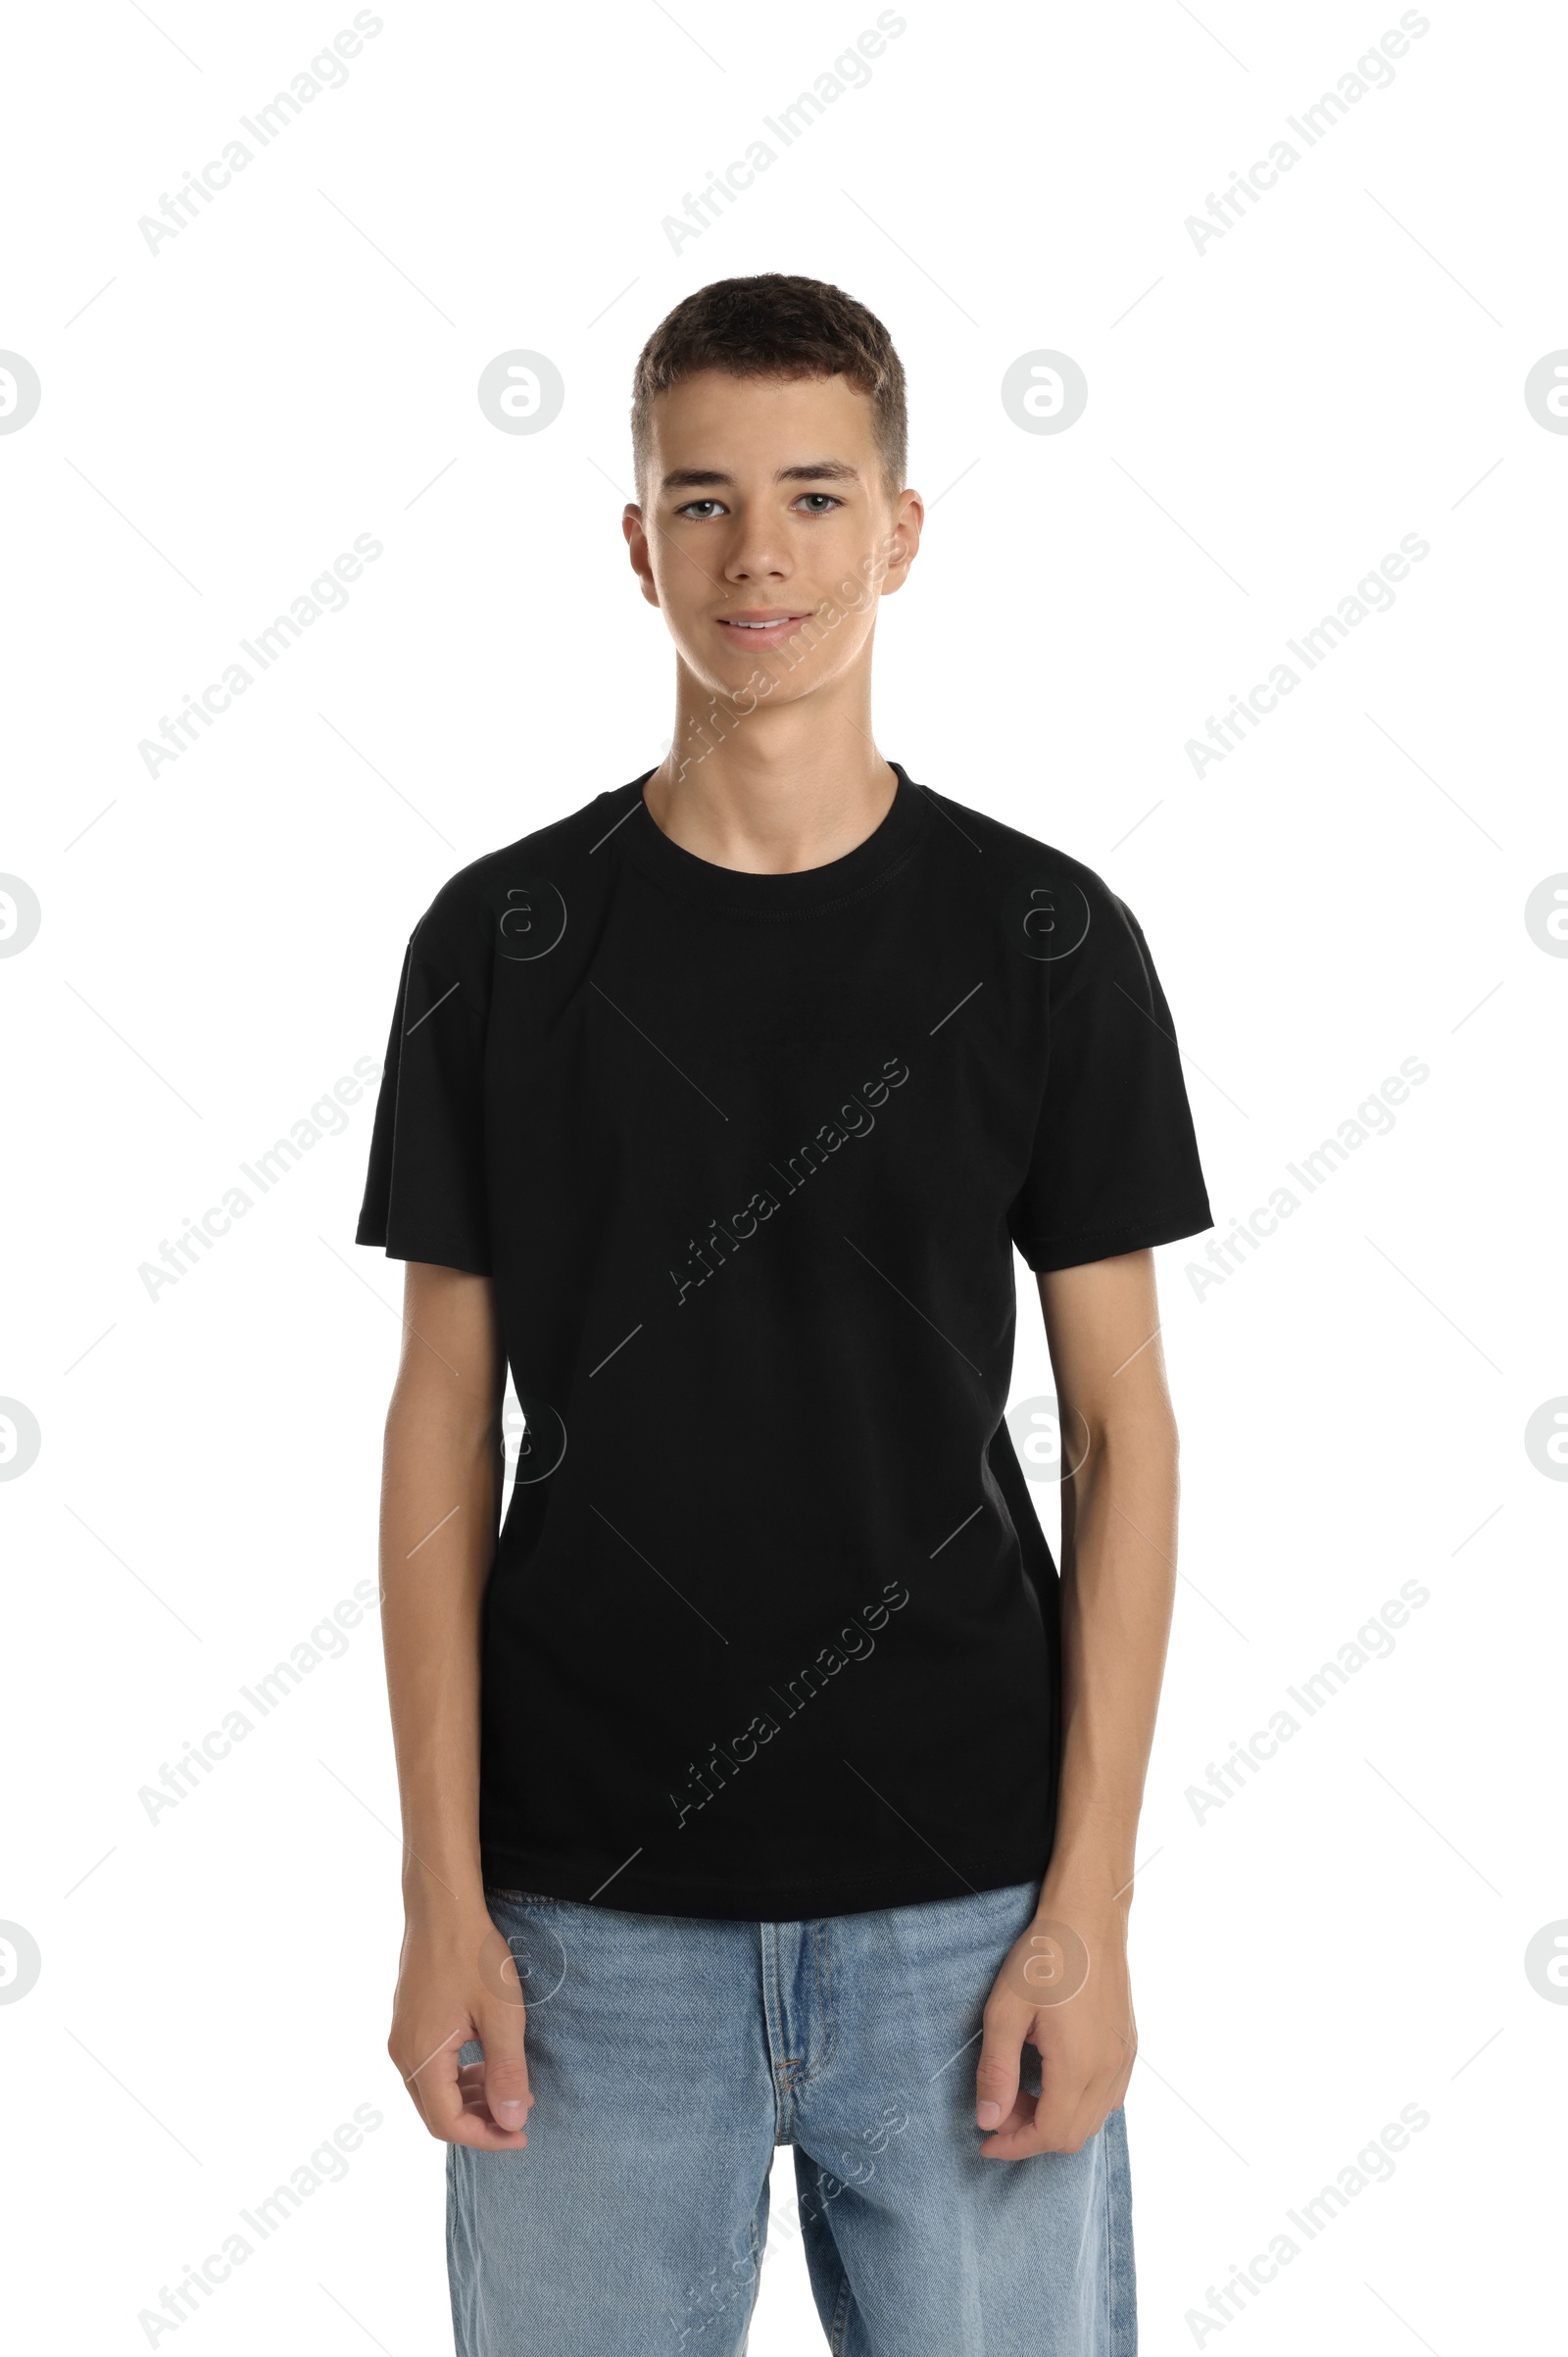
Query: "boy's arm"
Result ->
[[379, 1260, 532, 2148], [976, 1246, 1180, 2159]]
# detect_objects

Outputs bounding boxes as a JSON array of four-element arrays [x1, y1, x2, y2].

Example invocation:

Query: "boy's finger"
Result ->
[[477, 2002, 533, 2129], [974, 2012, 1024, 2130]]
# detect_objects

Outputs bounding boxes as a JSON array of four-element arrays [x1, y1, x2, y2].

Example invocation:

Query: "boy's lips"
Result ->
[[713, 610, 814, 649]]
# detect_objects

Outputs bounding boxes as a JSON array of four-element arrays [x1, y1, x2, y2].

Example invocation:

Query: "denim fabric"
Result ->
[[448, 1877, 1135, 2356]]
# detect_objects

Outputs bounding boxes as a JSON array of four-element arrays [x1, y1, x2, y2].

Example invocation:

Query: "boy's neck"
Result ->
[[643, 660, 896, 876]]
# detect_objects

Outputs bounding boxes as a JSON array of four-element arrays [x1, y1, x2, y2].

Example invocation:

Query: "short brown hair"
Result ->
[[631, 273, 907, 497]]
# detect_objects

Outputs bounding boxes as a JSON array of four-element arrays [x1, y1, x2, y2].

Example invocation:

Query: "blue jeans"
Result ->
[[448, 1878, 1136, 2355]]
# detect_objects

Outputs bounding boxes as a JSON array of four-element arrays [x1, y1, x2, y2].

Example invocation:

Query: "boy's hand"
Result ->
[[388, 1907, 534, 2148], [974, 1881, 1135, 2159]]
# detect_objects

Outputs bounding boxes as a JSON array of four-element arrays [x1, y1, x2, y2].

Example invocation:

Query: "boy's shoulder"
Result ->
[[404, 773, 1143, 973], [404, 782, 642, 970], [916, 783, 1108, 887], [912, 782, 1141, 952]]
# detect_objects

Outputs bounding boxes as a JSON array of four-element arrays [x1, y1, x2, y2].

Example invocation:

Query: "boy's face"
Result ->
[[624, 369, 921, 708]]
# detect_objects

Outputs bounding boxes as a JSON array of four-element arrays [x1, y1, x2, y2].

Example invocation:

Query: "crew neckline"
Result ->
[[617, 761, 935, 916]]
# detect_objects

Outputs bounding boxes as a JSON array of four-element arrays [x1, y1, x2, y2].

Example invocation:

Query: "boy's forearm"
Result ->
[[379, 1388, 502, 1922], [1041, 1410, 1179, 1908]]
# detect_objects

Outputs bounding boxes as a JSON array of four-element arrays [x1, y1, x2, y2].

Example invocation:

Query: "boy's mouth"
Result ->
[[714, 610, 814, 649]]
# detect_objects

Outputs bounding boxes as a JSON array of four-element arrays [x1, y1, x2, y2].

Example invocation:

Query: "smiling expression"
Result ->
[[625, 369, 921, 707]]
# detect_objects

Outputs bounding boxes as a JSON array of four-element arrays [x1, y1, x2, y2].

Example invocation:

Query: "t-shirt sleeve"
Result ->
[[1007, 885, 1213, 1273], [355, 928, 490, 1277]]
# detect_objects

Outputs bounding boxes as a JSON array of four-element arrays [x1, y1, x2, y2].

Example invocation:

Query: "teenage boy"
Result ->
[[357, 273, 1211, 2356]]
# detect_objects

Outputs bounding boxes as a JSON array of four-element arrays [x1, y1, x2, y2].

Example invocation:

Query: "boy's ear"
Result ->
[[877, 488, 925, 600], [622, 504, 662, 608]]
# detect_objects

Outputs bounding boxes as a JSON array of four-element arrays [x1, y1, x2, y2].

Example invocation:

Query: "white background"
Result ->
[[2, 1, 1564, 2350]]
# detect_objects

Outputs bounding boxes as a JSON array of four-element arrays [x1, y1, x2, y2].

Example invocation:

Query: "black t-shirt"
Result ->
[[357, 766, 1211, 1920]]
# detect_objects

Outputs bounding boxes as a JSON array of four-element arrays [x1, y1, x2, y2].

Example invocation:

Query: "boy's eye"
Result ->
[[672, 492, 845, 519]]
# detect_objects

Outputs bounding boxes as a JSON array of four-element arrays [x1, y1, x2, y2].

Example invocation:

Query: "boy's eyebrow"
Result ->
[[660, 459, 861, 491]]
